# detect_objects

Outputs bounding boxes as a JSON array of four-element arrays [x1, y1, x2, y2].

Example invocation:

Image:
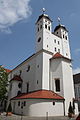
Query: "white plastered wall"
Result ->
[[50, 58, 64, 97], [11, 99, 64, 116], [62, 60, 78, 115], [42, 52, 52, 90], [50, 58, 78, 115]]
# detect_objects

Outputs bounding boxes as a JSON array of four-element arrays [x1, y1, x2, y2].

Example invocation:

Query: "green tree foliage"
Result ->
[[0, 66, 8, 100]]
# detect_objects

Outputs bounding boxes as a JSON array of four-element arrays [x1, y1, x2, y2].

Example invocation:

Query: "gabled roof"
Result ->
[[50, 52, 71, 61], [11, 90, 64, 101], [5, 69, 11, 73], [10, 75, 22, 82], [54, 24, 68, 32], [36, 14, 52, 23], [0, 65, 11, 73], [52, 52, 63, 59]]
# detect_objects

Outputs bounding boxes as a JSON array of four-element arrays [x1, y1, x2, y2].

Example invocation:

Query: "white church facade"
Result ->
[[8, 11, 78, 116]]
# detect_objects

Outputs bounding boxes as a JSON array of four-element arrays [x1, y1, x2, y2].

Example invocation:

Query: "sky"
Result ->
[[0, 0, 80, 74]]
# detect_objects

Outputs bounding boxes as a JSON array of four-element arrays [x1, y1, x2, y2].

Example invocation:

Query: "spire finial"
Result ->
[[42, 8, 46, 14], [58, 17, 61, 25]]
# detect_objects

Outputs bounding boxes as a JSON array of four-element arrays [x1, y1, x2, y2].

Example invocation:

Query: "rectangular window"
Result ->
[[54, 39, 56, 43], [24, 101, 26, 106], [55, 47, 57, 52], [26, 82, 29, 93], [53, 102, 55, 105], [18, 101, 20, 106], [58, 49, 60, 53], [40, 25, 42, 29], [58, 41, 60, 45], [55, 79, 60, 92]]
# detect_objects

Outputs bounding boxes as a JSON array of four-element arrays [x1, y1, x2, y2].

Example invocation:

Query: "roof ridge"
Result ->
[[50, 52, 71, 61], [11, 89, 64, 100]]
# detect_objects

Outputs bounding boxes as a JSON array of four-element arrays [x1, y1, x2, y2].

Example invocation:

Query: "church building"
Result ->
[[7, 10, 78, 116]]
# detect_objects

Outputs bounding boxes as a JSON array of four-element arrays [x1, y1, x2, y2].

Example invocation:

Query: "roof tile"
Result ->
[[11, 90, 64, 100]]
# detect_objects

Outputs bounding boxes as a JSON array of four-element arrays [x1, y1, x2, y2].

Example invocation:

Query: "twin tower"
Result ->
[[36, 13, 71, 59]]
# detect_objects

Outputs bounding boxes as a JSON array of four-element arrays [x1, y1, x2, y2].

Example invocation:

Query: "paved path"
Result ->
[[0, 113, 77, 120]]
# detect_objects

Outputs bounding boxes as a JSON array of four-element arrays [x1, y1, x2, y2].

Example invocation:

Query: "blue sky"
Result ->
[[0, 0, 80, 74]]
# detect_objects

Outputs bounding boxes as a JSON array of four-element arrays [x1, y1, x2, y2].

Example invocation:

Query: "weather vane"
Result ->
[[42, 8, 46, 14], [58, 17, 61, 25]]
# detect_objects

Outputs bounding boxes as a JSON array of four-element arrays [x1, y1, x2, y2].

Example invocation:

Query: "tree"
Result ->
[[68, 101, 74, 118], [0, 66, 8, 101]]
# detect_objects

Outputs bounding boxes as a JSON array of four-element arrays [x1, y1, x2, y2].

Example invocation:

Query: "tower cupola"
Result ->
[[36, 9, 52, 33], [54, 24, 68, 40]]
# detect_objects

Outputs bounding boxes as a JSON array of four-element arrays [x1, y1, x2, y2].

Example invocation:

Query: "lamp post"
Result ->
[[21, 102, 23, 120], [46, 112, 48, 120]]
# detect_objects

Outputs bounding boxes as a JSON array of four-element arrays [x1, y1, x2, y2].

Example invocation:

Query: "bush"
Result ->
[[68, 102, 74, 114]]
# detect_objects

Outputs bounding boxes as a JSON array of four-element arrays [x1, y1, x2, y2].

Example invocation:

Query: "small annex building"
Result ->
[[73, 73, 80, 111], [7, 11, 78, 116]]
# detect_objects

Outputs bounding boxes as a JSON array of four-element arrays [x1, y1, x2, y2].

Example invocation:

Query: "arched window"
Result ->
[[18, 83, 22, 88], [17, 91, 21, 95], [45, 24, 47, 29], [65, 36, 67, 40], [63, 34, 64, 38], [38, 37, 41, 42], [37, 27, 39, 32], [48, 26, 50, 31]]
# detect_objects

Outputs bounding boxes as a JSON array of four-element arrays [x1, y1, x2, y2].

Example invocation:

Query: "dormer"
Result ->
[[54, 24, 68, 40]]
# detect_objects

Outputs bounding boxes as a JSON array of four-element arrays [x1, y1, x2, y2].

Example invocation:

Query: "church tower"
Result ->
[[35, 10, 53, 90], [35, 10, 52, 53], [54, 24, 71, 59]]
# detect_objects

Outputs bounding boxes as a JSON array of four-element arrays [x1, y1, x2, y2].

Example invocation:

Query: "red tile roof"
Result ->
[[5, 69, 11, 73], [50, 52, 71, 61], [53, 53, 63, 58], [11, 90, 64, 100], [10, 75, 22, 82]]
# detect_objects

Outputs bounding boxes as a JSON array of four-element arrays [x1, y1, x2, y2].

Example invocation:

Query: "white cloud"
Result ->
[[73, 67, 80, 75], [0, 0, 32, 33]]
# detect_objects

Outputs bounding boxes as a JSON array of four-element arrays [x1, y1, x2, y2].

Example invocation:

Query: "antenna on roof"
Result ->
[[58, 17, 61, 25], [42, 8, 46, 14]]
